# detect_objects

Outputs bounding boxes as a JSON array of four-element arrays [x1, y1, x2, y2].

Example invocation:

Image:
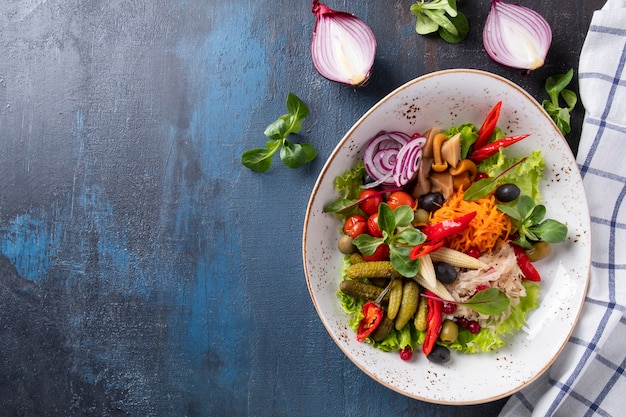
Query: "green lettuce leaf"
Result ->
[[445, 123, 478, 159], [333, 162, 365, 200], [479, 150, 545, 202]]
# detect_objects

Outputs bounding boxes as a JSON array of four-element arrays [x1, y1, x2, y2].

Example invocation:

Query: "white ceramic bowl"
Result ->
[[302, 69, 591, 404]]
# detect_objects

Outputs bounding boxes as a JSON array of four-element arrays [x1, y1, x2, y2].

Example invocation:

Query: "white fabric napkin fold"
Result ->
[[500, 0, 626, 415]]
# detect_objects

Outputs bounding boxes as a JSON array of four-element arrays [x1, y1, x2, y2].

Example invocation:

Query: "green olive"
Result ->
[[337, 234, 355, 254], [526, 241, 552, 262], [412, 208, 430, 226], [440, 319, 458, 344]]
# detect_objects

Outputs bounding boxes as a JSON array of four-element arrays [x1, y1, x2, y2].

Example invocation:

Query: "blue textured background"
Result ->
[[0, 0, 603, 416]]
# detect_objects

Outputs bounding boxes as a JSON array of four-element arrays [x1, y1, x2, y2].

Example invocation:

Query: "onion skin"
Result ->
[[311, 2, 377, 87], [483, 0, 552, 72]]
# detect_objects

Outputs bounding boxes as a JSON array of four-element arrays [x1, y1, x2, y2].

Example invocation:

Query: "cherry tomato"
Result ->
[[386, 191, 415, 210], [367, 213, 383, 238], [343, 215, 367, 238], [362, 244, 389, 261], [358, 189, 383, 215]]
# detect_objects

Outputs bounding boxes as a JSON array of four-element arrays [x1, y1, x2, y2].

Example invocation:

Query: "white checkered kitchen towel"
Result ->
[[500, 0, 626, 416]]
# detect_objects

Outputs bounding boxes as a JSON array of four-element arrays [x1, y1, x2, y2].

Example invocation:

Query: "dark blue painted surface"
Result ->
[[0, 1, 604, 416]]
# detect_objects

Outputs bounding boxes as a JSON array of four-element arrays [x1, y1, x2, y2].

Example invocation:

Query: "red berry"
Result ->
[[442, 302, 457, 314], [468, 320, 481, 334], [475, 284, 490, 292], [475, 172, 489, 181], [466, 248, 481, 258], [399, 347, 413, 361], [457, 317, 469, 328]]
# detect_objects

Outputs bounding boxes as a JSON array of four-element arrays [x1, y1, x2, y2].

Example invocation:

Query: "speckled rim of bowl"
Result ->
[[302, 68, 591, 404]]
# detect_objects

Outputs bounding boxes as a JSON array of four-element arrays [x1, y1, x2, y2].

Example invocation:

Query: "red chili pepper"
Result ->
[[409, 240, 444, 260], [509, 242, 541, 282], [356, 301, 384, 342], [469, 134, 531, 162], [423, 291, 443, 357], [409, 212, 476, 260], [420, 211, 477, 241], [474, 101, 502, 150]]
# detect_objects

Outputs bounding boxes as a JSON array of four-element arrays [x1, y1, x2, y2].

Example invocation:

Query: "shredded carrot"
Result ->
[[428, 189, 511, 253]]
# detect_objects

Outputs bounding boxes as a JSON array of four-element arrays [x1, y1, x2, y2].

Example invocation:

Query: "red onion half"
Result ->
[[483, 0, 552, 72], [363, 131, 425, 188], [311, 1, 377, 87]]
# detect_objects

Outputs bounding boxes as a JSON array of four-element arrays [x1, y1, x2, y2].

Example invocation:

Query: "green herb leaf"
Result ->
[[464, 157, 528, 201], [527, 203, 547, 225], [410, 0, 468, 42], [264, 118, 289, 141], [377, 203, 396, 235], [393, 206, 415, 228], [390, 246, 420, 277], [285, 92, 309, 121], [352, 234, 385, 256], [351, 203, 426, 278], [280, 141, 317, 169], [242, 93, 316, 172], [323, 198, 357, 214], [463, 177, 498, 201], [438, 11, 469, 44], [241, 140, 281, 173], [414, 11, 439, 34], [422, 287, 510, 315], [395, 227, 426, 246], [530, 219, 569, 243], [462, 288, 510, 315], [542, 69, 577, 135], [495, 203, 520, 220], [498, 195, 568, 249], [517, 195, 537, 219]]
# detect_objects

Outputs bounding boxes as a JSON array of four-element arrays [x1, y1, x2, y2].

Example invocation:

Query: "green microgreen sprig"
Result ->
[[352, 203, 426, 278], [410, 0, 469, 44], [242, 93, 317, 172], [497, 195, 568, 249], [542, 68, 578, 135]]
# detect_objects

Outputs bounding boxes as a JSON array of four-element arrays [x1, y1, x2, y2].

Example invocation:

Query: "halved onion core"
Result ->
[[482, 0, 552, 71], [311, 2, 377, 86], [363, 131, 425, 188]]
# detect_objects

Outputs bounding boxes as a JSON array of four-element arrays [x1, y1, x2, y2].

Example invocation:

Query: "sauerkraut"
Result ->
[[444, 241, 526, 330]]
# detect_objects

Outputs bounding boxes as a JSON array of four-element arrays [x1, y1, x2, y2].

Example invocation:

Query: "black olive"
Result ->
[[495, 183, 520, 202], [363, 174, 375, 186], [427, 344, 451, 364], [418, 192, 445, 212], [434, 262, 458, 284]]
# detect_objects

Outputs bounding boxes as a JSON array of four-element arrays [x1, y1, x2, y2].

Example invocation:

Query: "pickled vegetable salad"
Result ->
[[325, 106, 567, 363]]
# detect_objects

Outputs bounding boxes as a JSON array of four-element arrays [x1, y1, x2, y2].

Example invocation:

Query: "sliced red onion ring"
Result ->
[[363, 131, 410, 187], [393, 136, 426, 186], [363, 131, 425, 188], [483, 0, 552, 71]]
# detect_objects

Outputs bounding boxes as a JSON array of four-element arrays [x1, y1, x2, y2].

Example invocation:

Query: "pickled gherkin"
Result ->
[[371, 314, 395, 342], [394, 280, 420, 331], [387, 278, 404, 320], [346, 261, 398, 280], [414, 290, 428, 332], [339, 280, 390, 303]]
